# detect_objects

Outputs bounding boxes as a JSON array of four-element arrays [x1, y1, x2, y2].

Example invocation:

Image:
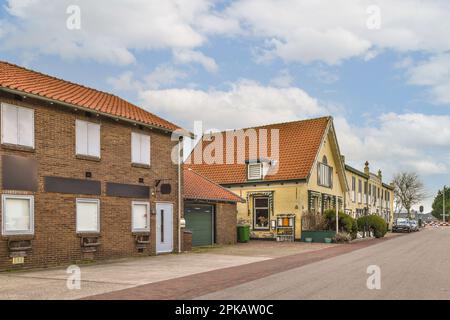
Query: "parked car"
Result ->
[[393, 218, 411, 233], [410, 220, 419, 231]]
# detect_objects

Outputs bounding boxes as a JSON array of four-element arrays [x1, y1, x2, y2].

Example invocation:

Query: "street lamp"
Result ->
[[443, 185, 446, 223]]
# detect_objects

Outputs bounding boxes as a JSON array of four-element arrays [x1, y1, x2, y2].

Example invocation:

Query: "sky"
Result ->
[[1, 0, 450, 212]]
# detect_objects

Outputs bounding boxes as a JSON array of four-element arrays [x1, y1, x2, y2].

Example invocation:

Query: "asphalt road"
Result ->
[[198, 227, 450, 300]]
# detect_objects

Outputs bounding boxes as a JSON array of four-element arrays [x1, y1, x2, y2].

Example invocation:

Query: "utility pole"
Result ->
[[443, 185, 446, 223]]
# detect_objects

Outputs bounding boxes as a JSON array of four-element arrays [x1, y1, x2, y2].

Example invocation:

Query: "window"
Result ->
[[76, 120, 100, 158], [254, 197, 269, 229], [132, 201, 150, 232], [2, 195, 34, 235], [358, 179, 362, 203], [131, 132, 151, 165], [351, 177, 356, 202], [318, 158, 333, 188], [248, 163, 262, 180], [1, 103, 34, 148], [364, 181, 368, 203], [76, 199, 100, 233]]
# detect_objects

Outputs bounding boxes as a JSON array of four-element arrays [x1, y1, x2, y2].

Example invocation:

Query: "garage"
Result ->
[[183, 168, 245, 247], [184, 204, 214, 246]]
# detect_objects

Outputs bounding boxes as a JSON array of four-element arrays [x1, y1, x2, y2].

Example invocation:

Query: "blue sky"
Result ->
[[1, 0, 450, 211]]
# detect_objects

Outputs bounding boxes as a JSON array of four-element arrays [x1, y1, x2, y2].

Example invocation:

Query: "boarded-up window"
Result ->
[[76, 120, 100, 157], [1, 103, 34, 148], [131, 132, 151, 165], [76, 199, 100, 233], [2, 195, 34, 235], [132, 201, 150, 232]]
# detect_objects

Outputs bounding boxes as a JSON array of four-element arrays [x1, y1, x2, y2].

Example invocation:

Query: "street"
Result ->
[[199, 227, 450, 300]]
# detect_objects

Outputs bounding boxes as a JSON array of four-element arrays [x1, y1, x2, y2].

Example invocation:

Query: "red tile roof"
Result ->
[[0, 61, 180, 132], [186, 117, 330, 184], [184, 168, 245, 203]]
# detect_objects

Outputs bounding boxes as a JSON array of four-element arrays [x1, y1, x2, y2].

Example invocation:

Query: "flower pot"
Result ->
[[305, 237, 313, 243], [324, 238, 332, 243]]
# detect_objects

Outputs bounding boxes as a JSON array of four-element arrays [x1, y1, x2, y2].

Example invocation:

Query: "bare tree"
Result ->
[[392, 172, 426, 218]]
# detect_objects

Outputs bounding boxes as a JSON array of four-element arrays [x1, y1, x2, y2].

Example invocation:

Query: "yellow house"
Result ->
[[344, 161, 395, 228], [187, 116, 348, 240]]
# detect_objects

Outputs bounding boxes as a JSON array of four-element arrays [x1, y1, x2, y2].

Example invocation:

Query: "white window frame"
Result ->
[[1, 102, 35, 148], [253, 196, 270, 230], [131, 132, 151, 166], [132, 201, 150, 232], [1, 194, 34, 236], [248, 163, 262, 180], [75, 119, 101, 158], [76, 198, 100, 233]]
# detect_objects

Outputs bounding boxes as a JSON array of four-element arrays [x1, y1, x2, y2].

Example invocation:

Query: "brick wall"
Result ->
[[0, 91, 181, 271], [215, 203, 237, 245]]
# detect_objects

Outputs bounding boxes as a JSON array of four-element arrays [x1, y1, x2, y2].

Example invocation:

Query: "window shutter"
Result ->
[[141, 135, 150, 165], [2, 103, 18, 145], [76, 120, 88, 155], [88, 123, 100, 157], [77, 200, 99, 232], [131, 132, 140, 163], [18, 107, 34, 147]]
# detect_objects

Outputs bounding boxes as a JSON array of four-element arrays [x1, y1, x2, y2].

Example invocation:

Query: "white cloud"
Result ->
[[173, 49, 218, 72], [270, 69, 294, 87], [404, 54, 450, 104], [107, 65, 187, 92], [0, 0, 225, 65], [225, 0, 450, 64], [335, 113, 450, 176], [139, 80, 326, 129]]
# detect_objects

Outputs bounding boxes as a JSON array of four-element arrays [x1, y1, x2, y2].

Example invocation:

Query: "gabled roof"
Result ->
[[186, 117, 331, 184], [0, 61, 180, 132], [184, 168, 245, 203]]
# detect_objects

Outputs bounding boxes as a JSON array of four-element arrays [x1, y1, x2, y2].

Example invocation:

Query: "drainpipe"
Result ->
[[335, 195, 339, 234], [178, 137, 182, 253]]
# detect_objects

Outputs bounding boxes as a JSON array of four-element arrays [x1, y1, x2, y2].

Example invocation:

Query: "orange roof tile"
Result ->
[[184, 168, 245, 203], [186, 117, 330, 184], [0, 61, 180, 132]]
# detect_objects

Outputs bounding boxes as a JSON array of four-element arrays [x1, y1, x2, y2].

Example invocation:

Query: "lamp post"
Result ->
[[443, 185, 446, 223], [335, 195, 339, 234]]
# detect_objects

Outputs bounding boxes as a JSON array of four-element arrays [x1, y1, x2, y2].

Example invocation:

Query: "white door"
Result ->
[[156, 202, 173, 253]]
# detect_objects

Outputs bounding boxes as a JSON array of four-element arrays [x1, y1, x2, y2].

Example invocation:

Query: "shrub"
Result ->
[[333, 232, 352, 243], [357, 215, 387, 238], [323, 210, 358, 239]]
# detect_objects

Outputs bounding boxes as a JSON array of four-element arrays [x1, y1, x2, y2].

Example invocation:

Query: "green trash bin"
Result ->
[[237, 225, 250, 243]]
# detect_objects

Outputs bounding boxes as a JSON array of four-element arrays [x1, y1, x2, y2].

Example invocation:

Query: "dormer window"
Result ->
[[248, 163, 262, 180]]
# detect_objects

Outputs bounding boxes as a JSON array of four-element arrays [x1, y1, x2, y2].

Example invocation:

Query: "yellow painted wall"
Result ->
[[228, 128, 347, 240]]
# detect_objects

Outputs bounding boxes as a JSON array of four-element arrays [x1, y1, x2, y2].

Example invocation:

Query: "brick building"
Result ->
[[0, 61, 185, 271]]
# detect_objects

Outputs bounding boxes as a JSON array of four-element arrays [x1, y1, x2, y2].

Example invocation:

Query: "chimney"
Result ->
[[378, 169, 382, 180], [364, 161, 370, 175]]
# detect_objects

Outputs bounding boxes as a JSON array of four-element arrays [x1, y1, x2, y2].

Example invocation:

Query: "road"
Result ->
[[198, 227, 450, 300]]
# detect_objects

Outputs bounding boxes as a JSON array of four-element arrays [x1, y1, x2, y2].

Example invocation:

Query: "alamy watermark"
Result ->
[[366, 265, 381, 290], [66, 265, 81, 290], [366, 5, 381, 30], [171, 121, 280, 176], [66, 5, 81, 30]]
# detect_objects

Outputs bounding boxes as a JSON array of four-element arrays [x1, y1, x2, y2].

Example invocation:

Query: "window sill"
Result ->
[[76, 154, 101, 162], [132, 231, 150, 236], [1, 144, 35, 153], [1, 234, 34, 241], [77, 232, 101, 237], [132, 163, 151, 169]]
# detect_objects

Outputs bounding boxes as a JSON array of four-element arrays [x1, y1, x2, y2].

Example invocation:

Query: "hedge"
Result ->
[[323, 210, 358, 239], [357, 215, 387, 238]]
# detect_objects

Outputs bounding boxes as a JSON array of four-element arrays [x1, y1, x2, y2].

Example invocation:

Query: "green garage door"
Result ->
[[185, 204, 214, 247]]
